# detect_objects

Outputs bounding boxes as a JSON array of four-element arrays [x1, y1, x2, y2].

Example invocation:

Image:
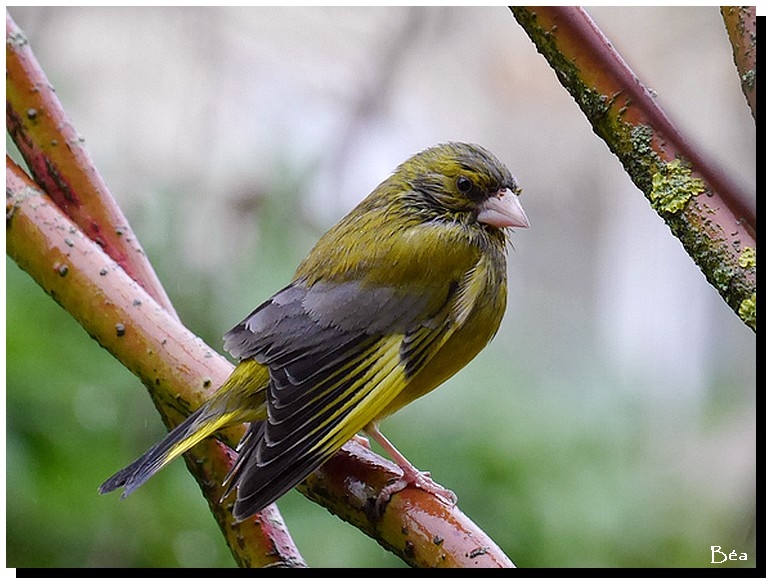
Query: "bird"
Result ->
[[99, 142, 530, 520]]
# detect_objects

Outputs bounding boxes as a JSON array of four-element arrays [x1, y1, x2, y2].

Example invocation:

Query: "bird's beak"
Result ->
[[477, 188, 530, 229]]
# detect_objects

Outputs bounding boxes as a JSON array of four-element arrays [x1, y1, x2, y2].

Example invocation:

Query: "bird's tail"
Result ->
[[99, 360, 269, 498], [98, 403, 243, 498]]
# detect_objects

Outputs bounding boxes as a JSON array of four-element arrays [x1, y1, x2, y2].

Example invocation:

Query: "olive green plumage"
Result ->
[[99, 142, 529, 520]]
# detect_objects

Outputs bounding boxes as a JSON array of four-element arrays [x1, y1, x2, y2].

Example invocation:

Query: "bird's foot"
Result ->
[[376, 465, 457, 513], [365, 422, 457, 514]]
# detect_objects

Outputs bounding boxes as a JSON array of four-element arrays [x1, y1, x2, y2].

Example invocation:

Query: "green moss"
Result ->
[[710, 264, 735, 293], [739, 294, 756, 330], [738, 247, 756, 268], [630, 124, 654, 157], [626, 124, 656, 192], [650, 159, 705, 214]]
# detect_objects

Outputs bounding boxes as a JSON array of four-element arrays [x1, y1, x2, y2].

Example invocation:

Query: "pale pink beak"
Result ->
[[477, 188, 530, 229]]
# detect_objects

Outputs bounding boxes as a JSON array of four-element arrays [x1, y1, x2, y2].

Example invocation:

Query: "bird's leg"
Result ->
[[364, 422, 457, 510]]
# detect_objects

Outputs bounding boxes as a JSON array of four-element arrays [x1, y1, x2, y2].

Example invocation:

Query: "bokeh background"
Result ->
[[6, 7, 756, 568]]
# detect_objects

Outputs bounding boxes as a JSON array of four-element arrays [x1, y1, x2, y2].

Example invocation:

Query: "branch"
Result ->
[[6, 11, 177, 317], [511, 6, 756, 331], [720, 6, 756, 121], [5, 9, 310, 566], [6, 157, 306, 568], [300, 441, 515, 567], [6, 158, 515, 568]]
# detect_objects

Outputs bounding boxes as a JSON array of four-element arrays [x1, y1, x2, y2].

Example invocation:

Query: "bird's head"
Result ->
[[395, 142, 530, 230]]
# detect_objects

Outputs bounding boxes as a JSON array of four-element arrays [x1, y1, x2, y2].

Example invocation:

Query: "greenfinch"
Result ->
[[100, 142, 529, 520]]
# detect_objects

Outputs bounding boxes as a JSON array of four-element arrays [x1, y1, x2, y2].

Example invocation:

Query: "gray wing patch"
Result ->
[[223, 280, 434, 363]]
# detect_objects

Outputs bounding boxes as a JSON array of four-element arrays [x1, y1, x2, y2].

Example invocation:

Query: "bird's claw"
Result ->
[[375, 468, 457, 514]]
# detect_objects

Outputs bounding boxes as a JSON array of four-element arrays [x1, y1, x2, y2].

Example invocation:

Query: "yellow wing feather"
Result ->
[[313, 334, 406, 452]]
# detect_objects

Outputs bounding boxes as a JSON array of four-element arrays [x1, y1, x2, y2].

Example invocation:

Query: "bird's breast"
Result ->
[[378, 245, 508, 419]]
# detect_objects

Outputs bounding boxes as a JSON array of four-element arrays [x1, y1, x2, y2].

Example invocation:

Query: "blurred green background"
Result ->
[[6, 7, 755, 568]]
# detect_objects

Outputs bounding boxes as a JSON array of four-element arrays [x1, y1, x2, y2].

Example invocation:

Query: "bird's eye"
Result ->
[[456, 176, 473, 193]]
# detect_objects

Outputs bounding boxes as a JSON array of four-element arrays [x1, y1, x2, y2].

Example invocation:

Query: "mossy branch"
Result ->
[[511, 6, 756, 331]]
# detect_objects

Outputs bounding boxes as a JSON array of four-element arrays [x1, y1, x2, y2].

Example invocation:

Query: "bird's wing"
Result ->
[[221, 279, 451, 518]]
